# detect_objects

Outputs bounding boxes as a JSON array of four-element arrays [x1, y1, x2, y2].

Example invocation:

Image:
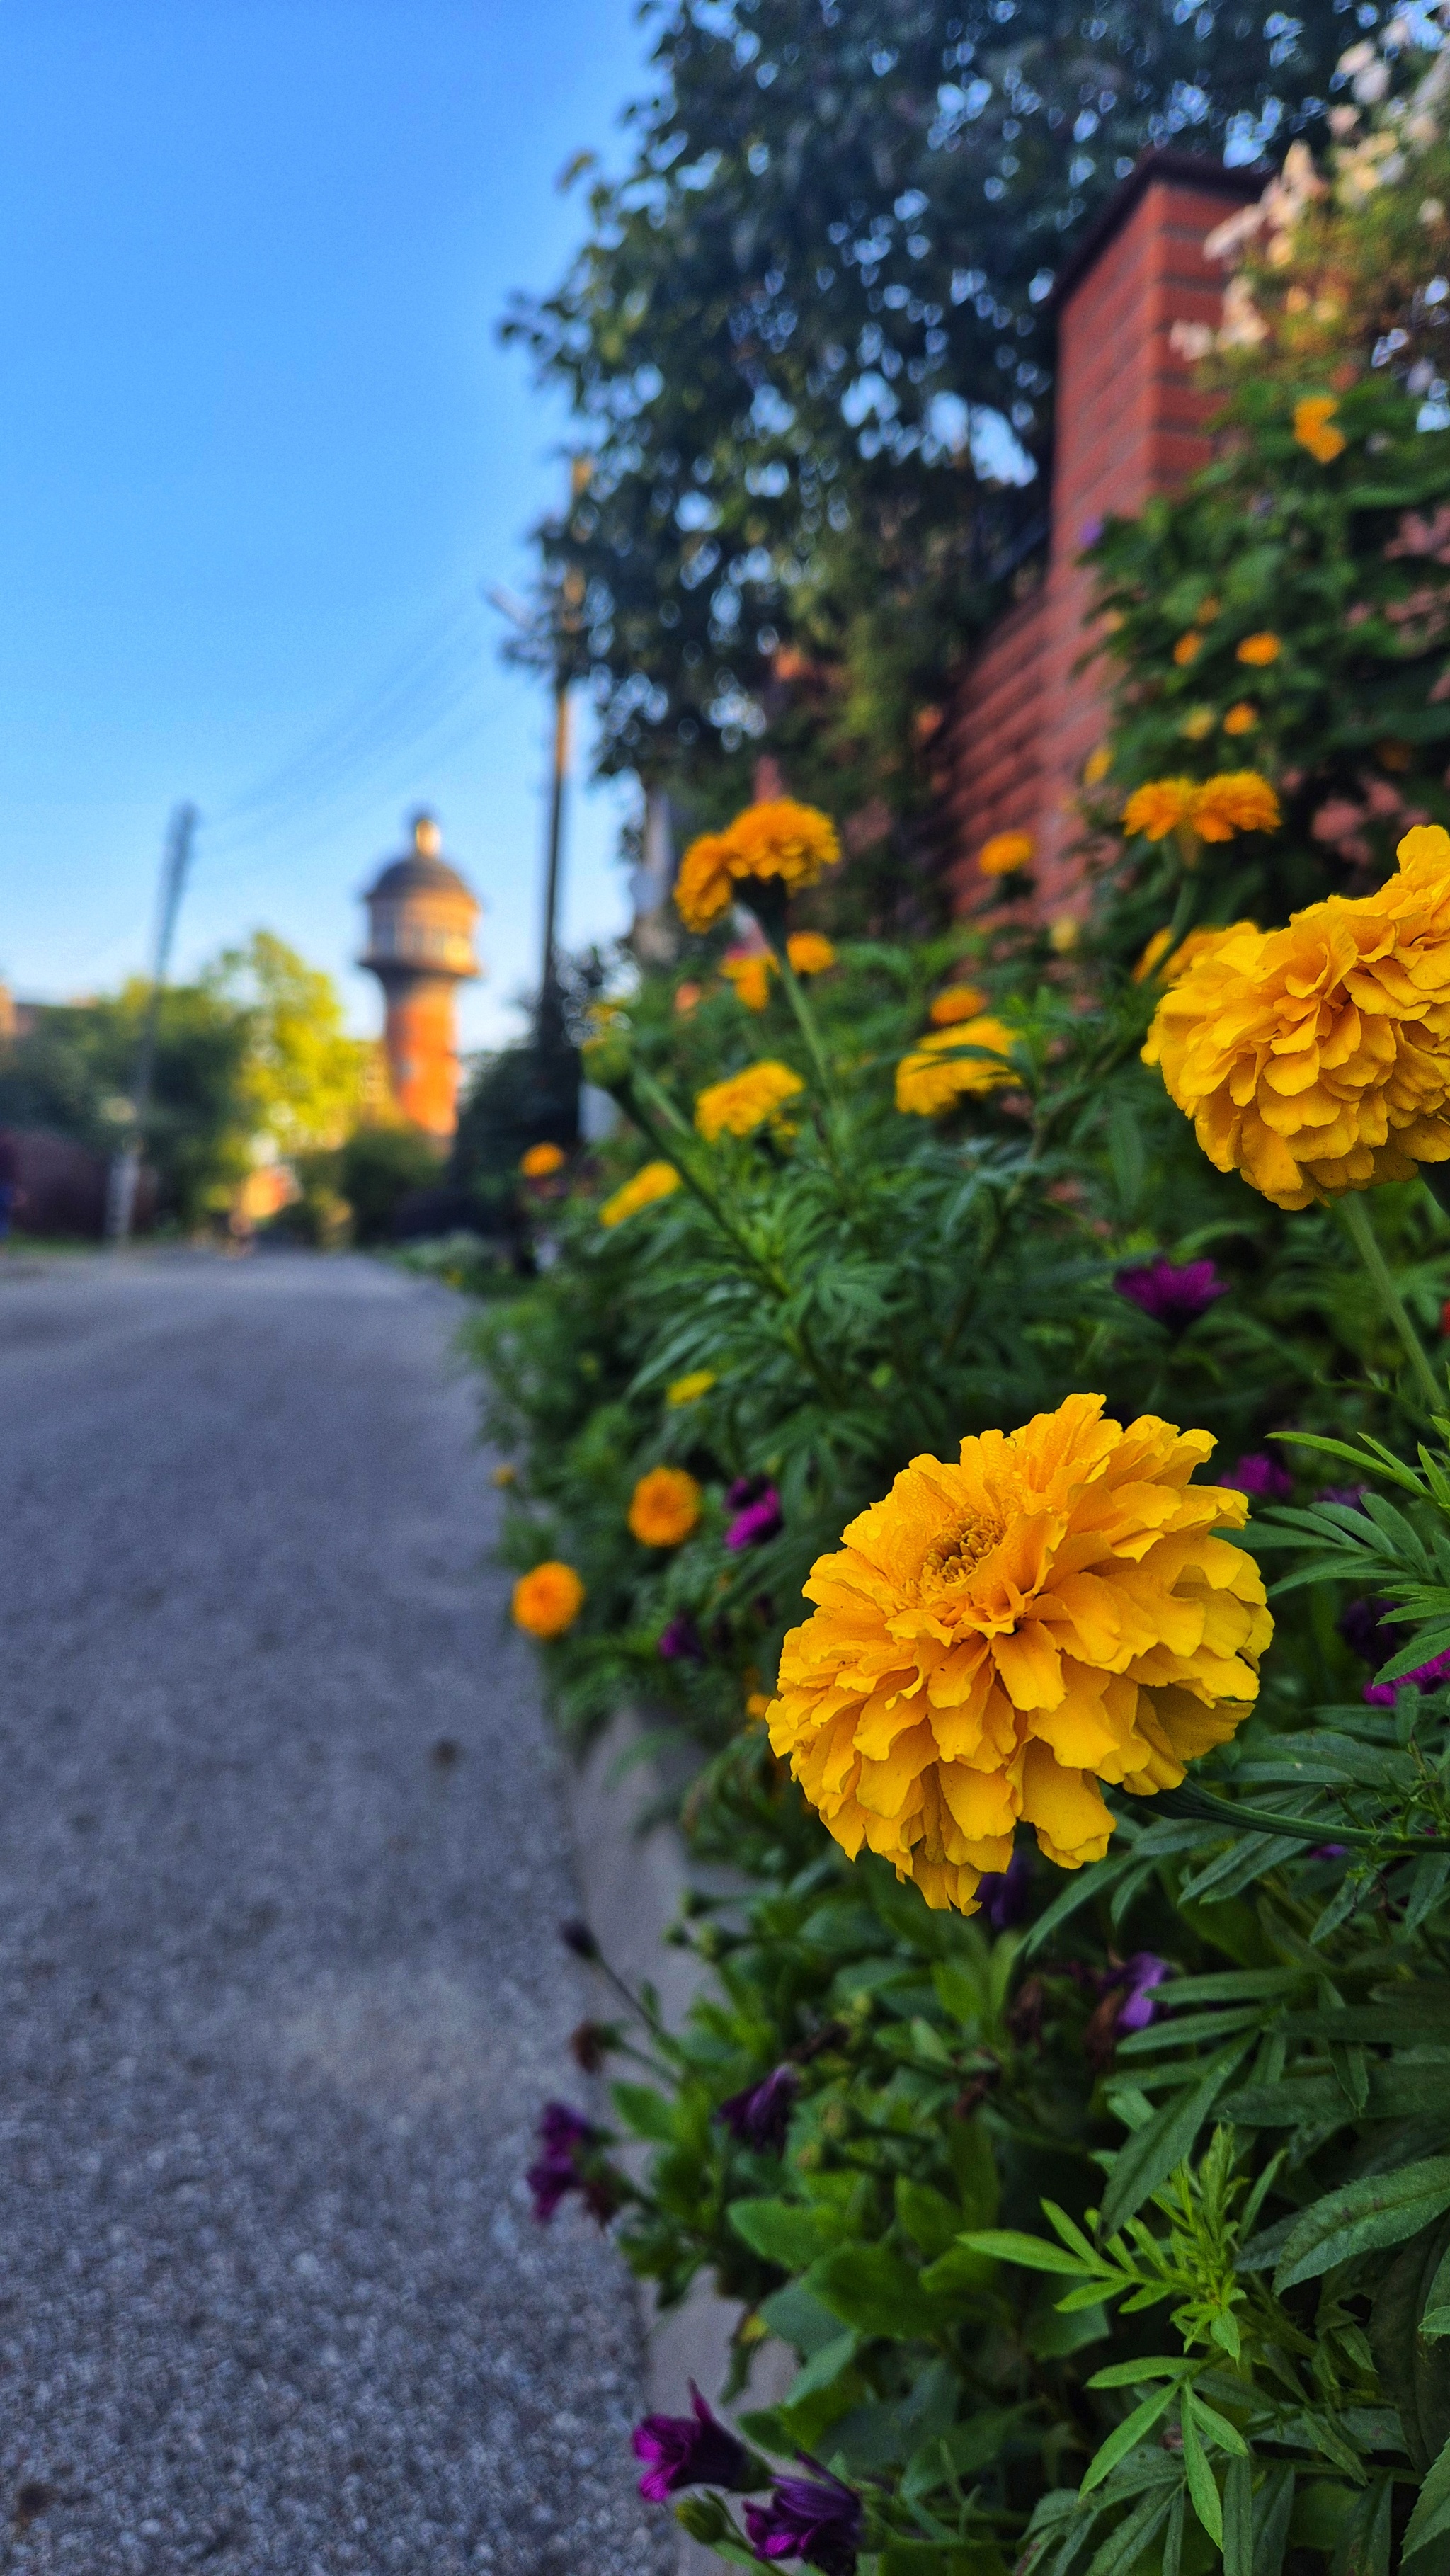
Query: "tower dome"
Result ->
[[360, 811, 481, 1136]]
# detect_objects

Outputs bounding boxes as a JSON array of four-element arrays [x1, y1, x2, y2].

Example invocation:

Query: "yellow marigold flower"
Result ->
[[787, 931, 837, 975], [1294, 394, 1347, 462], [491, 1461, 518, 1486], [1134, 925, 1235, 988], [1189, 771, 1281, 843], [629, 1466, 702, 1547], [1049, 916, 1080, 954], [599, 1161, 682, 1228], [513, 1561, 586, 1639], [929, 983, 989, 1025], [1143, 826, 1450, 1208], [675, 804, 840, 930], [666, 1369, 716, 1406], [1134, 928, 1176, 984], [728, 798, 840, 894], [1181, 706, 1216, 741], [977, 830, 1034, 877], [519, 1141, 566, 1178], [675, 832, 741, 933], [1237, 632, 1282, 666], [1083, 744, 1112, 787], [1223, 702, 1259, 736], [1122, 777, 1197, 841], [766, 1392, 1270, 1913], [1172, 633, 1202, 667], [896, 1018, 1019, 1115], [721, 950, 775, 1011], [746, 1692, 772, 1721], [695, 1060, 805, 1141]]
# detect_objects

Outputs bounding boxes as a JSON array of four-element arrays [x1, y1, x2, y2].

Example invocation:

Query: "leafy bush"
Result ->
[[478, 45, 1450, 2576]]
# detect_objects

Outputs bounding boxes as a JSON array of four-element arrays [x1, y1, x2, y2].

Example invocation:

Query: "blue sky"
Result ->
[[0, 0, 650, 1052]]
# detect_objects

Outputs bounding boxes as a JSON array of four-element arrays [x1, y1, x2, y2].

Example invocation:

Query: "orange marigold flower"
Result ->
[[928, 983, 989, 1025], [1189, 771, 1281, 843], [674, 980, 702, 1015], [519, 1141, 566, 1178], [629, 1466, 702, 1547], [1294, 394, 1347, 463], [721, 950, 775, 1011], [896, 1018, 1019, 1115], [976, 830, 1035, 877], [695, 1060, 805, 1141], [600, 1161, 682, 1228], [1143, 824, 1450, 1208], [1122, 777, 1197, 841], [1223, 702, 1259, 736], [1083, 745, 1113, 787], [787, 931, 837, 975], [675, 831, 741, 933], [1172, 633, 1202, 667], [1236, 632, 1281, 666], [513, 1561, 586, 1639], [765, 1391, 1271, 1913], [746, 1692, 772, 1721]]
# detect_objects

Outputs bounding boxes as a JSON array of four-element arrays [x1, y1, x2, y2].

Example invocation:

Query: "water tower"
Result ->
[[360, 811, 481, 1136]]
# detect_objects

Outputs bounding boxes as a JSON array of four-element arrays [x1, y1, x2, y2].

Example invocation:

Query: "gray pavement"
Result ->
[[0, 1250, 671, 2575]]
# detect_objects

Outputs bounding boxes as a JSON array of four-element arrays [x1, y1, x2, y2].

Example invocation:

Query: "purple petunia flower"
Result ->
[[726, 1487, 784, 1552], [1340, 1597, 1395, 1665], [1318, 1485, 1369, 1510], [1109, 1952, 1171, 2035], [718, 2064, 799, 2156], [527, 2101, 594, 2221], [744, 2463, 862, 2575], [658, 1613, 706, 1664], [975, 1846, 1034, 1930], [632, 2383, 753, 2503], [1364, 1649, 1450, 1706], [1114, 1256, 1229, 1332], [1221, 1452, 1294, 1503]]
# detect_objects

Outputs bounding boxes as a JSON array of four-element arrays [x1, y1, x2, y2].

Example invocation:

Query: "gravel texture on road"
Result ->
[[0, 1250, 672, 2576]]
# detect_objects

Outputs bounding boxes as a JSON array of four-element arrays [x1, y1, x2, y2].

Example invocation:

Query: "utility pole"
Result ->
[[106, 801, 198, 1246], [537, 456, 591, 1055]]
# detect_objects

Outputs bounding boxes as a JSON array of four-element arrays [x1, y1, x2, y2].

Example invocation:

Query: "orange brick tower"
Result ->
[[360, 812, 481, 1136]]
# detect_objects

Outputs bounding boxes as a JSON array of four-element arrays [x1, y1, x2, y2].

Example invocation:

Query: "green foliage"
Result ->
[[0, 981, 255, 1226], [506, 0, 1366, 850], [479, 51, 1450, 2576], [336, 1123, 444, 1245], [208, 929, 370, 1154]]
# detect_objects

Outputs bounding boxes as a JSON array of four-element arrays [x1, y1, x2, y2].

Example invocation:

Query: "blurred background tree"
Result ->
[[506, 0, 1366, 909]]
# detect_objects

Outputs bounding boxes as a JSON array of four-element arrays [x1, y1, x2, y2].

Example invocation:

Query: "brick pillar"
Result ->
[[944, 149, 1261, 918]]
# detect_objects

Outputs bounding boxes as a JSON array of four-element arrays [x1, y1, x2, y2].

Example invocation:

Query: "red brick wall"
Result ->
[[942, 151, 1262, 919]]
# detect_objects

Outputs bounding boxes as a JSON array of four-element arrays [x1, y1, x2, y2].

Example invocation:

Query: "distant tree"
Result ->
[[336, 1125, 445, 1246], [209, 930, 371, 1156], [0, 984, 253, 1227], [506, 0, 1368, 864]]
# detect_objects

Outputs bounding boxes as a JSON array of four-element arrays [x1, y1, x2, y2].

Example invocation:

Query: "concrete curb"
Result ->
[[563, 1711, 793, 2574]]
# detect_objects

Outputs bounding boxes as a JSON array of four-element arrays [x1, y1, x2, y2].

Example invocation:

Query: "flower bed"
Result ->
[[474, 62, 1450, 2576]]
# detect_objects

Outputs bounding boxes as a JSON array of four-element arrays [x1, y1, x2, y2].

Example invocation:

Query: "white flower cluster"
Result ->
[[1168, 13, 1450, 361]]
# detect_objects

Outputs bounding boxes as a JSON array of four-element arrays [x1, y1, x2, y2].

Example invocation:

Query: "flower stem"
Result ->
[[1339, 1189, 1444, 1418]]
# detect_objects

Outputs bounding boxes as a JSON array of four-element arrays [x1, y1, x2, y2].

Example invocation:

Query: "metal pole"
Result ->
[[107, 801, 198, 1246], [539, 678, 569, 1039]]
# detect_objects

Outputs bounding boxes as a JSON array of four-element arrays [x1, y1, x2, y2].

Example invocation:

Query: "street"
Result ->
[[0, 1250, 668, 2575]]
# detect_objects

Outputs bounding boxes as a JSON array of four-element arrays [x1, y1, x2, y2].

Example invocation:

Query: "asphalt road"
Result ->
[[0, 1250, 670, 2575]]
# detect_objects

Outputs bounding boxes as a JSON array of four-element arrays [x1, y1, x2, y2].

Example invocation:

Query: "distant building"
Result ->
[[359, 811, 481, 1136]]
